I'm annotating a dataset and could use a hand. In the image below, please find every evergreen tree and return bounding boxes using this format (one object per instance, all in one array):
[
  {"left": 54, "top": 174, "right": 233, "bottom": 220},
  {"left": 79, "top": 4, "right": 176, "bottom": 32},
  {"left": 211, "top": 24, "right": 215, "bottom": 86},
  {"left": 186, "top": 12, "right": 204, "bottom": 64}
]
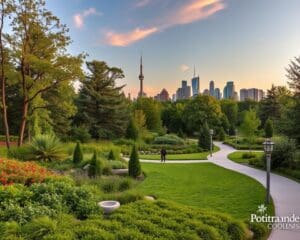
[
  {"left": 198, "top": 122, "right": 211, "bottom": 151},
  {"left": 88, "top": 151, "right": 102, "bottom": 178},
  {"left": 125, "top": 118, "right": 139, "bottom": 140},
  {"left": 75, "top": 61, "right": 129, "bottom": 139},
  {"left": 218, "top": 128, "right": 226, "bottom": 141},
  {"left": 108, "top": 150, "right": 116, "bottom": 160},
  {"left": 265, "top": 119, "right": 274, "bottom": 138},
  {"left": 128, "top": 145, "right": 141, "bottom": 178},
  {"left": 73, "top": 142, "right": 83, "bottom": 164}
]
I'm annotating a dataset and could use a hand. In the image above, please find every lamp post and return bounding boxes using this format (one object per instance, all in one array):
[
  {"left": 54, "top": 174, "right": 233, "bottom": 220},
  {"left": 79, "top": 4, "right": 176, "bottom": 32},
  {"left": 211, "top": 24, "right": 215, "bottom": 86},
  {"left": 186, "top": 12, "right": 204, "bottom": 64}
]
[
  {"left": 210, "top": 129, "right": 214, "bottom": 157},
  {"left": 263, "top": 139, "right": 274, "bottom": 204}
]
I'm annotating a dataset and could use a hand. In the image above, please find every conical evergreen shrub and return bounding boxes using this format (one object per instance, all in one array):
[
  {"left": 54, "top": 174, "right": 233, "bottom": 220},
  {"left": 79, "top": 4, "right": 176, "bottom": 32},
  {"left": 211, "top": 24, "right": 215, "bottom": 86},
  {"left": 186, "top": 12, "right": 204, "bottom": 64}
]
[
  {"left": 73, "top": 142, "right": 83, "bottom": 164},
  {"left": 126, "top": 118, "right": 139, "bottom": 140},
  {"left": 108, "top": 150, "right": 115, "bottom": 160},
  {"left": 198, "top": 122, "right": 211, "bottom": 151},
  {"left": 265, "top": 119, "right": 273, "bottom": 138},
  {"left": 88, "top": 150, "right": 102, "bottom": 178},
  {"left": 128, "top": 145, "right": 141, "bottom": 178}
]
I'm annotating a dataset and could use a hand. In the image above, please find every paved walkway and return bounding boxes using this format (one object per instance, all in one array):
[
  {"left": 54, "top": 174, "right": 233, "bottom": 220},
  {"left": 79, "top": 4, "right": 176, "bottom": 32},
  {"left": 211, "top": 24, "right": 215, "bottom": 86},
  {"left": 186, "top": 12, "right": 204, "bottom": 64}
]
[{"left": 134, "top": 142, "right": 300, "bottom": 240}]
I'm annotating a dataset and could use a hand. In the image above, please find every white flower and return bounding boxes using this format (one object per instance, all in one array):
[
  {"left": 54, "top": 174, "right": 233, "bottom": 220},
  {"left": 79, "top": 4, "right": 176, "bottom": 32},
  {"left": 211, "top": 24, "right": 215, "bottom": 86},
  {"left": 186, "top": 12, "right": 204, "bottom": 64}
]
[{"left": 257, "top": 204, "right": 267, "bottom": 214}]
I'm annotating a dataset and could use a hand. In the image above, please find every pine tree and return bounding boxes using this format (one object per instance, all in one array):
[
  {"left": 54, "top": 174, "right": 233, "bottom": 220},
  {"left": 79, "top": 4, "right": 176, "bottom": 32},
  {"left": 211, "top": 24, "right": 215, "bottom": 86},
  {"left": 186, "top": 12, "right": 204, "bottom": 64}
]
[
  {"left": 73, "top": 142, "right": 83, "bottom": 164},
  {"left": 198, "top": 122, "right": 211, "bottom": 151},
  {"left": 88, "top": 150, "right": 102, "bottom": 178},
  {"left": 108, "top": 149, "right": 115, "bottom": 160},
  {"left": 265, "top": 119, "right": 274, "bottom": 138},
  {"left": 218, "top": 128, "right": 226, "bottom": 141},
  {"left": 128, "top": 145, "right": 141, "bottom": 178},
  {"left": 125, "top": 118, "right": 139, "bottom": 140},
  {"left": 75, "top": 61, "right": 129, "bottom": 139}
]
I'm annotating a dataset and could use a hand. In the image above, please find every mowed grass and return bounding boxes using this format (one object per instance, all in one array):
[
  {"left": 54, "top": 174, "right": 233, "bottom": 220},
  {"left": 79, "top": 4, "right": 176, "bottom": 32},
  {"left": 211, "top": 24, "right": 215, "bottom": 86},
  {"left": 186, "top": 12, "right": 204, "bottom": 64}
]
[
  {"left": 138, "top": 163, "right": 271, "bottom": 219},
  {"left": 228, "top": 151, "right": 264, "bottom": 164}
]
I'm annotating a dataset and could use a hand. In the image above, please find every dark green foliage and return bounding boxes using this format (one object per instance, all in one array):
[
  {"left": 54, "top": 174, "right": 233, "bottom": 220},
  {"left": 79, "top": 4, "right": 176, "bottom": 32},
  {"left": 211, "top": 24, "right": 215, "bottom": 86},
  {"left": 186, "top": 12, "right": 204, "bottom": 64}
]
[
  {"left": 218, "top": 128, "right": 226, "bottom": 141},
  {"left": 70, "top": 126, "right": 91, "bottom": 143},
  {"left": 264, "top": 118, "right": 274, "bottom": 138},
  {"left": 198, "top": 122, "right": 211, "bottom": 151},
  {"left": 221, "top": 115, "right": 230, "bottom": 132},
  {"left": 128, "top": 145, "right": 141, "bottom": 178},
  {"left": 246, "top": 221, "right": 268, "bottom": 240},
  {"left": 108, "top": 149, "right": 116, "bottom": 160},
  {"left": 88, "top": 151, "right": 102, "bottom": 177},
  {"left": 75, "top": 61, "right": 129, "bottom": 139},
  {"left": 270, "top": 138, "right": 297, "bottom": 169},
  {"left": 161, "top": 102, "right": 184, "bottom": 134},
  {"left": 125, "top": 118, "right": 138, "bottom": 140},
  {"left": 242, "top": 152, "right": 256, "bottom": 159},
  {"left": 73, "top": 142, "right": 83, "bottom": 164},
  {"left": 220, "top": 99, "right": 238, "bottom": 126},
  {"left": 229, "top": 124, "right": 236, "bottom": 136}
]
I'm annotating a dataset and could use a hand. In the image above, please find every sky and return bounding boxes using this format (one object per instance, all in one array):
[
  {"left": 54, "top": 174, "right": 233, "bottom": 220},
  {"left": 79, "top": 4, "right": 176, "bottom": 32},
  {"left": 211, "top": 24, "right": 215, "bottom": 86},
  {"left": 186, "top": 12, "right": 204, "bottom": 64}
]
[{"left": 46, "top": 0, "right": 300, "bottom": 98}]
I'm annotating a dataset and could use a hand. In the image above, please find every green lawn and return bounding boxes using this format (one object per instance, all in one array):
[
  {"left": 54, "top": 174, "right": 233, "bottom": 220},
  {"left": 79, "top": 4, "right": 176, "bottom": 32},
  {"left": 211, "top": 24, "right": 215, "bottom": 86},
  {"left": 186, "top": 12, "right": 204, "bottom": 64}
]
[
  {"left": 137, "top": 163, "right": 273, "bottom": 219},
  {"left": 140, "top": 146, "right": 220, "bottom": 160}
]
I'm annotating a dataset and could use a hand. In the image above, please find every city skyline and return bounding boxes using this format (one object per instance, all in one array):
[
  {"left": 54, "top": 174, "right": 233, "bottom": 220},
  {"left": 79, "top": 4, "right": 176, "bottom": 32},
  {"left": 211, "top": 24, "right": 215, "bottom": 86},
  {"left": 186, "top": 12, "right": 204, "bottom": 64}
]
[{"left": 45, "top": 0, "right": 300, "bottom": 97}]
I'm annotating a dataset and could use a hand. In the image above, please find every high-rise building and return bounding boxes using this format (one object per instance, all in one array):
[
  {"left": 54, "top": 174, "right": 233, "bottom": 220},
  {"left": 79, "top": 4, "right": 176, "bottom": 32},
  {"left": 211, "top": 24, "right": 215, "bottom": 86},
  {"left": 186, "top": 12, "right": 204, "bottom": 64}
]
[
  {"left": 138, "top": 56, "right": 146, "bottom": 98},
  {"left": 191, "top": 76, "right": 200, "bottom": 96},
  {"left": 214, "top": 88, "right": 221, "bottom": 100},
  {"left": 203, "top": 89, "right": 209, "bottom": 95},
  {"left": 176, "top": 80, "right": 191, "bottom": 100},
  {"left": 223, "top": 81, "right": 235, "bottom": 99},
  {"left": 240, "top": 88, "right": 265, "bottom": 102},
  {"left": 154, "top": 88, "right": 170, "bottom": 102},
  {"left": 209, "top": 80, "right": 215, "bottom": 96}
]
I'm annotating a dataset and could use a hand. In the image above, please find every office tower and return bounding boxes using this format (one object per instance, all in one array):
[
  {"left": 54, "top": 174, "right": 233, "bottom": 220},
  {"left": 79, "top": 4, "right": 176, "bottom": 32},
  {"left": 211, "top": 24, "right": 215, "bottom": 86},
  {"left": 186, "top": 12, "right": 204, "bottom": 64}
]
[
  {"left": 223, "top": 81, "right": 235, "bottom": 99},
  {"left": 240, "top": 89, "right": 248, "bottom": 101},
  {"left": 154, "top": 88, "right": 170, "bottom": 102},
  {"left": 209, "top": 80, "right": 215, "bottom": 96},
  {"left": 191, "top": 76, "right": 200, "bottom": 96},
  {"left": 138, "top": 56, "right": 146, "bottom": 97},
  {"left": 176, "top": 80, "right": 191, "bottom": 100},
  {"left": 214, "top": 88, "right": 221, "bottom": 100},
  {"left": 240, "top": 88, "right": 265, "bottom": 102},
  {"left": 203, "top": 89, "right": 209, "bottom": 95},
  {"left": 172, "top": 94, "right": 176, "bottom": 102}
]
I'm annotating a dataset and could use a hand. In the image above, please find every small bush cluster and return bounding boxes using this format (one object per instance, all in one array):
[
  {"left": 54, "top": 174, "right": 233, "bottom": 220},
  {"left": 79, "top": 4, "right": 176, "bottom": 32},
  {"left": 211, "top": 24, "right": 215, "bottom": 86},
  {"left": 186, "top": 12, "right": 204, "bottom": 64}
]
[
  {"left": 0, "top": 200, "right": 250, "bottom": 239},
  {"left": 0, "top": 159, "right": 55, "bottom": 185},
  {"left": 271, "top": 138, "right": 297, "bottom": 169},
  {"left": 242, "top": 152, "right": 256, "bottom": 159},
  {"left": 153, "top": 134, "right": 185, "bottom": 145}
]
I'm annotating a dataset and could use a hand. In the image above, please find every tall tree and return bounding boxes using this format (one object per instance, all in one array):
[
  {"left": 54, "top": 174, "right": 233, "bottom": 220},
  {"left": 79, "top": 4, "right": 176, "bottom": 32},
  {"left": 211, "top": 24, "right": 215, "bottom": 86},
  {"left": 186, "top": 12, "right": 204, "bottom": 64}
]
[
  {"left": 0, "top": 0, "right": 13, "bottom": 148},
  {"left": 75, "top": 61, "right": 129, "bottom": 139},
  {"left": 240, "top": 109, "right": 261, "bottom": 151},
  {"left": 7, "top": 0, "right": 83, "bottom": 145},
  {"left": 287, "top": 56, "right": 300, "bottom": 95},
  {"left": 220, "top": 99, "right": 238, "bottom": 127}
]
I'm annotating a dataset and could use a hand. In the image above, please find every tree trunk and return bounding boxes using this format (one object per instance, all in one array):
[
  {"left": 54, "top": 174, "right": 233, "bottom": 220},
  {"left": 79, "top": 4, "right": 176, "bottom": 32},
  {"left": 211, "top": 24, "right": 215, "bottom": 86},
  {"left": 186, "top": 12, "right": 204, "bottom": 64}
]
[
  {"left": 0, "top": 2, "right": 11, "bottom": 149},
  {"left": 18, "top": 100, "right": 28, "bottom": 146}
]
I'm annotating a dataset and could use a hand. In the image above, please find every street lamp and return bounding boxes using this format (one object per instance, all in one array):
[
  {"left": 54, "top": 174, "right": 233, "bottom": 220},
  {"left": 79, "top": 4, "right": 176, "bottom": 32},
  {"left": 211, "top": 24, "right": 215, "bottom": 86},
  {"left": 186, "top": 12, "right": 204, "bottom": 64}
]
[
  {"left": 210, "top": 129, "right": 214, "bottom": 157},
  {"left": 263, "top": 139, "right": 274, "bottom": 204}
]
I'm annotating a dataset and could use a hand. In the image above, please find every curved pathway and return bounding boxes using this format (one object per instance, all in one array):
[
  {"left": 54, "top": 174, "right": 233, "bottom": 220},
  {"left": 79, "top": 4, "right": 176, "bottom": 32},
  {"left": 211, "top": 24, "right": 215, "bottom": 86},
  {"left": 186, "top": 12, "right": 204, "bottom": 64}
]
[{"left": 135, "top": 142, "right": 300, "bottom": 239}]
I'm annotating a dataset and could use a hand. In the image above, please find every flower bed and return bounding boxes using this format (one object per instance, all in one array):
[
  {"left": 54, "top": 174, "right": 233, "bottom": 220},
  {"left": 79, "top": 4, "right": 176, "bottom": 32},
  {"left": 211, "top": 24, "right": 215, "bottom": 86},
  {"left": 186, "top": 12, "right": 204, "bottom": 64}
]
[{"left": 0, "top": 159, "right": 55, "bottom": 185}]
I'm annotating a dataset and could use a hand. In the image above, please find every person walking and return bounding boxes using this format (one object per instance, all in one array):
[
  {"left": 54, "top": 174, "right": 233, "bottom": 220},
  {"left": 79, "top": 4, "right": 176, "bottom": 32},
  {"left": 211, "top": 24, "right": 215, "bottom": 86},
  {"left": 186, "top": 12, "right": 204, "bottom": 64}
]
[{"left": 160, "top": 148, "right": 167, "bottom": 163}]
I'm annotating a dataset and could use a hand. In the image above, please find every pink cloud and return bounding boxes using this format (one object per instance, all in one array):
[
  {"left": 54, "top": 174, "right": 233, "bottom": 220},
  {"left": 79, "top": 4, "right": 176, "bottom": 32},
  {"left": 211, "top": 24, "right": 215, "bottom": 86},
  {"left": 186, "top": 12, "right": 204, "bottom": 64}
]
[
  {"left": 104, "top": 0, "right": 225, "bottom": 46},
  {"left": 135, "top": 0, "right": 151, "bottom": 8},
  {"left": 104, "top": 27, "right": 158, "bottom": 47},
  {"left": 73, "top": 8, "right": 101, "bottom": 29}
]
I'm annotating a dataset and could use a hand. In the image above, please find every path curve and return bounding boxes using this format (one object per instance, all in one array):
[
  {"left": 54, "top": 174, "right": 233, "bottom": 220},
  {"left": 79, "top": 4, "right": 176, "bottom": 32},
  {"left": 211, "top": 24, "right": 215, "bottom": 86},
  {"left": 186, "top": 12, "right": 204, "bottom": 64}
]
[{"left": 210, "top": 142, "right": 300, "bottom": 240}]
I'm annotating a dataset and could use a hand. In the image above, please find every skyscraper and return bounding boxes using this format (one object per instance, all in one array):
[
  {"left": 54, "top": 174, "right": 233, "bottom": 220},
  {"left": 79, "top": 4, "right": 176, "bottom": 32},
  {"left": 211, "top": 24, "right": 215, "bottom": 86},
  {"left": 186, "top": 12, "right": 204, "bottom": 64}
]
[
  {"left": 214, "top": 88, "right": 221, "bottom": 100},
  {"left": 223, "top": 81, "right": 235, "bottom": 99},
  {"left": 209, "top": 80, "right": 215, "bottom": 96},
  {"left": 154, "top": 88, "right": 170, "bottom": 102},
  {"left": 176, "top": 80, "right": 191, "bottom": 100},
  {"left": 191, "top": 76, "right": 200, "bottom": 96},
  {"left": 240, "top": 88, "right": 265, "bottom": 102},
  {"left": 138, "top": 56, "right": 146, "bottom": 98}
]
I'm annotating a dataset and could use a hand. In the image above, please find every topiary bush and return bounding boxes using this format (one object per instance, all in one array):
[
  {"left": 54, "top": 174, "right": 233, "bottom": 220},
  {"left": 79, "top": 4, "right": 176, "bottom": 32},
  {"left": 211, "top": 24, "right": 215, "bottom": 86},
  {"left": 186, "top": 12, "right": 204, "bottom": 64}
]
[
  {"left": 153, "top": 134, "right": 185, "bottom": 145},
  {"left": 73, "top": 142, "right": 83, "bottom": 164},
  {"left": 88, "top": 151, "right": 102, "bottom": 178},
  {"left": 128, "top": 145, "right": 141, "bottom": 178},
  {"left": 264, "top": 118, "right": 274, "bottom": 138},
  {"left": 198, "top": 122, "right": 211, "bottom": 151},
  {"left": 108, "top": 149, "right": 116, "bottom": 160}
]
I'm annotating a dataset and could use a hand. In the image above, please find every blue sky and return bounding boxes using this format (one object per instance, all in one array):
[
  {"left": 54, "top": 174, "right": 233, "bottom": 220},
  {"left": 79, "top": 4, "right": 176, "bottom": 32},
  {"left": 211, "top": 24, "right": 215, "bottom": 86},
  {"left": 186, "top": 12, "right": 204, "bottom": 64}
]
[{"left": 46, "top": 0, "right": 300, "bottom": 97}]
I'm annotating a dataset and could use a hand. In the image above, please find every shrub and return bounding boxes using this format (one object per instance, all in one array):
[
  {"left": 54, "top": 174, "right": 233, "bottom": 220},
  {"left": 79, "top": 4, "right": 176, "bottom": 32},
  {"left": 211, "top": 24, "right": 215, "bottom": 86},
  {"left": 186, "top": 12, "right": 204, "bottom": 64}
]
[
  {"left": 73, "top": 142, "right": 83, "bottom": 164},
  {"left": 246, "top": 221, "right": 268, "bottom": 240},
  {"left": 102, "top": 164, "right": 112, "bottom": 176},
  {"left": 128, "top": 145, "right": 141, "bottom": 178},
  {"left": 242, "top": 152, "right": 256, "bottom": 159},
  {"left": 271, "top": 138, "right": 297, "bottom": 169},
  {"left": 264, "top": 119, "right": 273, "bottom": 138},
  {"left": 218, "top": 128, "right": 226, "bottom": 141},
  {"left": 28, "top": 134, "right": 65, "bottom": 162},
  {"left": 198, "top": 122, "right": 211, "bottom": 151},
  {"left": 88, "top": 151, "right": 102, "bottom": 178},
  {"left": 0, "top": 159, "right": 55, "bottom": 185},
  {"left": 118, "top": 178, "right": 132, "bottom": 191},
  {"left": 108, "top": 149, "right": 116, "bottom": 160},
  {"left": 7, "top": 145, "right": 32, "bottom": 161},
  {"left": 153, "top": 134, "right": 185, "bottom": 145}
]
